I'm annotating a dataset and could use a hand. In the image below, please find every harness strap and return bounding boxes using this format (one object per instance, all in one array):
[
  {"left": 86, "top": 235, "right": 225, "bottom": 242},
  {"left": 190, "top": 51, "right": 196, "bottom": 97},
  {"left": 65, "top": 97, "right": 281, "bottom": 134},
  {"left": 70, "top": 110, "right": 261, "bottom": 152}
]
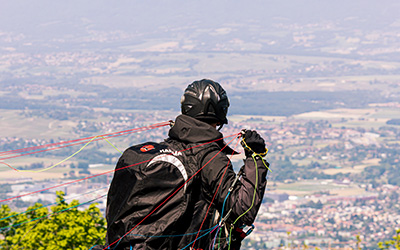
[{"left": 219, "top": 166, "right": 244, "bottom": 226}]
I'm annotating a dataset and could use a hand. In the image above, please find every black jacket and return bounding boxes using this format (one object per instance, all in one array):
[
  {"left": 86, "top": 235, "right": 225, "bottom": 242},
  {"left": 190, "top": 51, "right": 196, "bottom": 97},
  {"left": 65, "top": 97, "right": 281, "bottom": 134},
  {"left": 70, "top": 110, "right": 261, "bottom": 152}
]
[{"left": 105, "top": 114, "right": 268, "bottom": 250}]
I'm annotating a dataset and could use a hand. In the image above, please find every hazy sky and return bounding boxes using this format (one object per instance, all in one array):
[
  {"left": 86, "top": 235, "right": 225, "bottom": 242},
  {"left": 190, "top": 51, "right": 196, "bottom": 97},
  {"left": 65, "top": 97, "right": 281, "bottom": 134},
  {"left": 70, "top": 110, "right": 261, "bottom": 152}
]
[{"left": 1, "top": 0, "right": 399, "bottom": 39}]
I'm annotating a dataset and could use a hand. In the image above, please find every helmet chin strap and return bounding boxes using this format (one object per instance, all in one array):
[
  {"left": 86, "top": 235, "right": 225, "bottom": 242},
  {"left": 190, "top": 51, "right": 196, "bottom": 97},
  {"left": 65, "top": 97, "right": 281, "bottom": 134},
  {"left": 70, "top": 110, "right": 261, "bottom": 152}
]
[{"left": 217, "top": 124, "right": 224, "bottom": 131}]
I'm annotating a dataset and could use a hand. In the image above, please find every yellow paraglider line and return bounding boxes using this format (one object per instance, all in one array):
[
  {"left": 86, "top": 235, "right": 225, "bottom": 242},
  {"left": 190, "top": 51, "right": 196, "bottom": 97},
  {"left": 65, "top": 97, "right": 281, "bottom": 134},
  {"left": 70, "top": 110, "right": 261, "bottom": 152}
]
[{"left": 17, "top": 136, "right": 122, "bottom": 173}]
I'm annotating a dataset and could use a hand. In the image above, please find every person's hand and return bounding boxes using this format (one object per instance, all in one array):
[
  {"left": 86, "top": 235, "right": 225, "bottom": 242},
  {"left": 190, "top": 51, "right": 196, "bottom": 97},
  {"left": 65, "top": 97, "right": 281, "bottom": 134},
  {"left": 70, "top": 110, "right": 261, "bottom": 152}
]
[{"left": 241, "top": 130, "right": 267, "bottom": 157}]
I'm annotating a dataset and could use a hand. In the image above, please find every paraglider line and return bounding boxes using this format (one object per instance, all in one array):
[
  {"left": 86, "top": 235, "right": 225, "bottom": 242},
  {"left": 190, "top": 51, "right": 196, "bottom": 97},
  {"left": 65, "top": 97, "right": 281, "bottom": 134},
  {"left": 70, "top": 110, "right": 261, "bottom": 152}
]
[
  {"left": 0, "top": 194, "right": 106, "bottom": 230},
  {"left": 0, "top": 121, "right": 170, "bottom": 157},
  {"left": 103, "top": 133, "right": 240, "bottom": 250},
  {"left": 191, "top": 136, "right": 241, "bottom": 249},
  {"left": 0, "top": 122, "right": 169, "bottom": 161},
  {"left": 0, "top": 133, "right": 239, "bottom": 204}
]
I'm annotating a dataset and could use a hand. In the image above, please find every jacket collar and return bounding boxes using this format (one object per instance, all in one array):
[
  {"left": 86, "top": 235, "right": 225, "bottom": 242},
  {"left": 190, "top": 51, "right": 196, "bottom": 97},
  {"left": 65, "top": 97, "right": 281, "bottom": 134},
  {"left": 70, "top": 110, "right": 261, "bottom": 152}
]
[{"left": 168, "top": 114, "right": 239, "bottom": 155}]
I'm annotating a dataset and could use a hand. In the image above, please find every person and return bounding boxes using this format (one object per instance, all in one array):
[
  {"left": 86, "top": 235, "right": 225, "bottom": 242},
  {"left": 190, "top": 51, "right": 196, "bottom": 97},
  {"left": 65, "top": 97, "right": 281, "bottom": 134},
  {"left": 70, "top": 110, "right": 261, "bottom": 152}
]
[{"left": 103, "top": 79, "right": 269, "bottom": 250}]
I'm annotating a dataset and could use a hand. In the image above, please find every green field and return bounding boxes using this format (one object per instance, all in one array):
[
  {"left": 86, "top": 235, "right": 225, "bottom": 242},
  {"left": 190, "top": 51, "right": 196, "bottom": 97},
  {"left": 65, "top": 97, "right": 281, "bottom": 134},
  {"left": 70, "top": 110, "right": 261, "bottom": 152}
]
[
  {"left": 1, "top": 104, "right": 399, "bottom": 182},
  {"left": 271, "top": 180, "right": 368, "bottom": 197},
  {"left": 76, "top": 50, "right": 400, "bottom": 94},
  {"left": 0, "top": 109, "right": 78, "bottom": 139},
  {"left": 293, "top": 106, "right": 400, "bottom": 129},
  {"left": 277, "top": 181, "right": 340, "bottom": 192}
]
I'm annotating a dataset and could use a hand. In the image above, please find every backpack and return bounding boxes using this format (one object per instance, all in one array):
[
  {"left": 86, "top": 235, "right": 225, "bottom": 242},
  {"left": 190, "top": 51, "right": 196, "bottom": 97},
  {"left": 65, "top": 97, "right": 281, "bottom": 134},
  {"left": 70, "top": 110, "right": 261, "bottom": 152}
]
[{"left": 105, "top": 141, "right": 215, "bottom": 249}]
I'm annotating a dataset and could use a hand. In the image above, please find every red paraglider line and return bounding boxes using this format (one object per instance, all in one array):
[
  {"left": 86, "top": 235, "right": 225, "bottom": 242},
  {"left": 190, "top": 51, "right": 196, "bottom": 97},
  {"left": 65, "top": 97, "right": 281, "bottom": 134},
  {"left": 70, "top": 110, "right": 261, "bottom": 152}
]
[
  {"left": 103, "top": 134, "right": 240, "bottom": 250},
  {"left": 0, "top": 162, "right": 19, "bottom": 171},
  {"left": 0, "top": 133, "right": 239, "bottom": 204},
  {"left": 0, "top": 121, "right": 171, "bottom": 160},
  {"left": 191, "top": 137, "right": 241, "bottom": 249}
]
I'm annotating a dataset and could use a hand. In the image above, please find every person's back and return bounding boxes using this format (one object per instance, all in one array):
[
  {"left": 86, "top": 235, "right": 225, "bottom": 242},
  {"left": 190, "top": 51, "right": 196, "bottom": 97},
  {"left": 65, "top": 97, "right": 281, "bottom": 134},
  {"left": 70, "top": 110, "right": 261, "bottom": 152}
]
[
  {"left": 102, "top": 79, "right": 270, "bottom": 250},
  {"left": 105, "top": 118, "right": 228, "bottom": 249}
]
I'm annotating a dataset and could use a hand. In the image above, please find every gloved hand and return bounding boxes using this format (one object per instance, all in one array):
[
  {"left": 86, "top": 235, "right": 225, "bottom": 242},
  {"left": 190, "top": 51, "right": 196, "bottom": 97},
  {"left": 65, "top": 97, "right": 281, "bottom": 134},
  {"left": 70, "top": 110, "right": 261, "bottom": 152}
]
[{"left": 241, "top": 130, "right": 267, "bottom": 157}]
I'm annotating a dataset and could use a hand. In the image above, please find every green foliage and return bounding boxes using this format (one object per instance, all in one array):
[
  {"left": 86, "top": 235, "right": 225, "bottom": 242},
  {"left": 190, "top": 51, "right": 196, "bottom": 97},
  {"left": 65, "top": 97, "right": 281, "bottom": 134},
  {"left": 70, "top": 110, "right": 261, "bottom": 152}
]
[
  {"left": 300, "top": 200, "right": 323, "bottom": 209},
  {"left": 378, "top": 229, "right": 400, "bottom": 250},
  {"left": 386, "top": 119, "right": 400, "bottom": 126},
  {"left": 269, "top": 157, "right": 336, "bottom": 181},
  {"left": 362, "top": 164, "right": 400, "bottom": 186},
  {"left": 0, "top": 191, "right": 106, "bottom": 249}
]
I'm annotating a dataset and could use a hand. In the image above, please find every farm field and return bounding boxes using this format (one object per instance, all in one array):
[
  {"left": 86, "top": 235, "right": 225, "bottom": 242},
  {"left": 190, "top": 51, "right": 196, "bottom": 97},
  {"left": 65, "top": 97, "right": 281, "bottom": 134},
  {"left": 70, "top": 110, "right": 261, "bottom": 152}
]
[
  {"left": 0, "top": 163, "right": 114, "bottom": 182},
  {"left": 0, "top": 109, "right": 78, "bottom": 139},
  {"left": 1, "top": 105, "right": 399, "bottom": 185},
  {"left": 270, "top": 180, "right": 369, "bottom": 198},
  {"left": 79, "top": 51, "right": 400, "bottom": 94}
]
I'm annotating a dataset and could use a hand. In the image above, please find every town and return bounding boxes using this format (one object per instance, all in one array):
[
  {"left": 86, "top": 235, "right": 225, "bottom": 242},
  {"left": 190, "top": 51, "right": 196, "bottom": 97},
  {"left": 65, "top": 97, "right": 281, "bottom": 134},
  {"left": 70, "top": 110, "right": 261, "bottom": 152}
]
[
  {"left": 1, "top": 103, "right": 399, "bottom": 249},
  {"left": 1, "top": 3, "right": 400, "bottom": 247}
]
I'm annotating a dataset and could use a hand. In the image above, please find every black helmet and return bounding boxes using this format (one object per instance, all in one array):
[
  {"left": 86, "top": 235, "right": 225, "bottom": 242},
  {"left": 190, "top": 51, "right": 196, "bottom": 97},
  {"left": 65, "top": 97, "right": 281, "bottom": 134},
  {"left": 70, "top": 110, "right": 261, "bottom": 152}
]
[{"left": 181, "top": 79, "right": 229, "bottom": 125}]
